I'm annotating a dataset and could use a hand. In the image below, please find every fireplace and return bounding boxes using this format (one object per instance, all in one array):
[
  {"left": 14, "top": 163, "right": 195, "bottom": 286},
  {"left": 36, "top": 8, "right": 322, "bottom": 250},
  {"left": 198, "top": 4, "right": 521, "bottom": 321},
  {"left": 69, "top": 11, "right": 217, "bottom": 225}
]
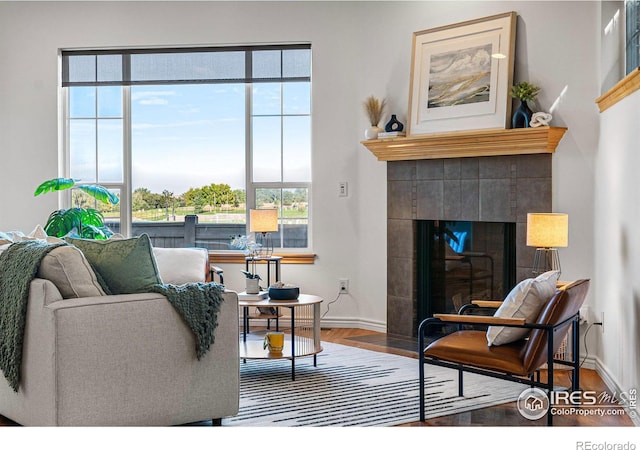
[
  {"left": 387, "top": 154, "right": 552, "bottom": 338},
  {"left": 416, "top": 219, "right": 516, "bottom": 319}
]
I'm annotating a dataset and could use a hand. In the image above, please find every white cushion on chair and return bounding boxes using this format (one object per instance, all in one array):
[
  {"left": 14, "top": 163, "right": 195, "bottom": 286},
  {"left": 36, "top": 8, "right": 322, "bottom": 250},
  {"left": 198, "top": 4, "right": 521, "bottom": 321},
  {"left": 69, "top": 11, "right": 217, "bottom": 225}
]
[{"left": 486, "top": 270, "right": 559, "bottom": 346}]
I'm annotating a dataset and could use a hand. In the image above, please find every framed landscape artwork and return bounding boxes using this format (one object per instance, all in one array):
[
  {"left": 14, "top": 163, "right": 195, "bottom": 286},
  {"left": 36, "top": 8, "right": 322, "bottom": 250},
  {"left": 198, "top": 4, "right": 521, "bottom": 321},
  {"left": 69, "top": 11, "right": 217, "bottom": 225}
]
[{"left": 407, "top": 12, "right": 517, "bottom": 135}]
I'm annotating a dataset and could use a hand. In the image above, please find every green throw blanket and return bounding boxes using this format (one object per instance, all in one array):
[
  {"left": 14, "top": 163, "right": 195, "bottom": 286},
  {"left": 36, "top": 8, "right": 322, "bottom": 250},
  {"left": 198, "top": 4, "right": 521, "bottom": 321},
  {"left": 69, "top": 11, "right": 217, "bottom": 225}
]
[
  {"left": 149, "top": 282, "right": 225, "bottom": 360},
  {"left": 0, "top": 240, "right": 67, "bottom": 391},
  {"left": 0, "top": 240, "right": 225, "bottom": 391}
]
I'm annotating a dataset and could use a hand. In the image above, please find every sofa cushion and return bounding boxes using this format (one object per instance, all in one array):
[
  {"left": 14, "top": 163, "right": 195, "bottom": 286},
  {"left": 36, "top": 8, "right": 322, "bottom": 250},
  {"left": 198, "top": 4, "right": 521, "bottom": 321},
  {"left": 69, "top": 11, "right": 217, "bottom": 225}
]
[
  {"left": 152, "top": 247, "right": 208, "bottom": 284},
  {"left": 66, "top": 234, "right": 161, "bottom": 295},
  {"left": 486, "top": 270, "right": 559, "bottom": 346},
  {"left": 37, "top": 245, "right": 106, "bottom": 299}
]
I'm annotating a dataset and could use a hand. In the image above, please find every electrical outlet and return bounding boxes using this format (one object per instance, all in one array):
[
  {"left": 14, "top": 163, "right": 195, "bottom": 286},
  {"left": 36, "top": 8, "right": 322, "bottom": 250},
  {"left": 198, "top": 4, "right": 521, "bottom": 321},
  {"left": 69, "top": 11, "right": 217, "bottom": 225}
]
[
  {"left": 579, "top": 306, "right": 590, "bottom": 324},
  {"left": 338, "top": 278, "right": 349, "bottom": 294}
]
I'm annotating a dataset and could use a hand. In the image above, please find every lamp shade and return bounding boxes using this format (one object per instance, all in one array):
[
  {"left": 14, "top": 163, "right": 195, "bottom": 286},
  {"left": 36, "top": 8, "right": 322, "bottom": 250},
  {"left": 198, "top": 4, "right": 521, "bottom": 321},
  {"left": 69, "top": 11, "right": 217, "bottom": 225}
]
[
  {"left": 526, "top": 213, "right": 568, "bottom": 248},
  {"left": 249, "top": 209, "right": 278, "bottom": 233}
]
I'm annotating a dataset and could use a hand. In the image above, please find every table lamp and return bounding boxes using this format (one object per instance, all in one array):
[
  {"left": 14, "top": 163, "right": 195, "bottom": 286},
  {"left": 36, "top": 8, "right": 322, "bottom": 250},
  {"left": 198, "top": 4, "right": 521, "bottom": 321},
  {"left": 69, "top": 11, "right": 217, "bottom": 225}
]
[
  {"left": 250, "top": 209, "right": 278, "bottom": 257},
  {"left": 526, "top": 212, "right": 568, "bottom": 276}
]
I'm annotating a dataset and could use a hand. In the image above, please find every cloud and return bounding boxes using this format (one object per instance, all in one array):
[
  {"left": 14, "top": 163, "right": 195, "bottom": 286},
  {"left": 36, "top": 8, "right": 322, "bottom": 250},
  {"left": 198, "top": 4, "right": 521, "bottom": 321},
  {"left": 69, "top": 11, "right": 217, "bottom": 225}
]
[
  {"left": 139, "top": 98, "right": 169, "bottom": 105},
  {"left": 132, "top": 90, "right": 176, "bottom": 106},
  {"left": 131, "top": 90, "right": 176, "bottom": 101},
  {"left": 132, "top": 119, "right": 212, "bottom": 131}
]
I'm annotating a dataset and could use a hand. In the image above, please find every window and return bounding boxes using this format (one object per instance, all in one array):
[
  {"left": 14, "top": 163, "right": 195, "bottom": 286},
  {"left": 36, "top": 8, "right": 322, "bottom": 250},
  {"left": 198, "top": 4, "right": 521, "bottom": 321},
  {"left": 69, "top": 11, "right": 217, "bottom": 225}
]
[{"left": 62, "top": 45, "right": 312, "bottom": 251}]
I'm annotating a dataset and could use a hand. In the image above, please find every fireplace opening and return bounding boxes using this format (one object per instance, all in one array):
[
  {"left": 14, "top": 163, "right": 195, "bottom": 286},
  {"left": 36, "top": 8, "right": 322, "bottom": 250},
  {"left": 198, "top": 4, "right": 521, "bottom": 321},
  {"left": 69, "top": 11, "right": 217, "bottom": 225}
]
[{"left": 416, "top": 220, "right": 516, "bottom": 333}]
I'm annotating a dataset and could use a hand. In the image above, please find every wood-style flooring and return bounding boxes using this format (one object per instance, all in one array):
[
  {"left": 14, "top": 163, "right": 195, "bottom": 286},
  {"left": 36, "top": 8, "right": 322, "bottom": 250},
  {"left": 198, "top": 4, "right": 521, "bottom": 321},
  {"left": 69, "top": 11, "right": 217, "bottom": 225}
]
[
  {"left": 321, "top": 328, "right": 635, "bottom": 427},
  {"left": 0, "top": 328, "right": 634, "bottom": 427}
]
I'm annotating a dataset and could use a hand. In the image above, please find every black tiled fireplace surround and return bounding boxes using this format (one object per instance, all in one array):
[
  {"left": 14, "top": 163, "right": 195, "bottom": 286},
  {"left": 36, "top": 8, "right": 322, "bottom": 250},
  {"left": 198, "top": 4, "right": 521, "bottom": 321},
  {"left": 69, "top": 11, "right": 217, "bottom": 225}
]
[{"left": 386, "top": 154, "right": 552, "bottom": 338}]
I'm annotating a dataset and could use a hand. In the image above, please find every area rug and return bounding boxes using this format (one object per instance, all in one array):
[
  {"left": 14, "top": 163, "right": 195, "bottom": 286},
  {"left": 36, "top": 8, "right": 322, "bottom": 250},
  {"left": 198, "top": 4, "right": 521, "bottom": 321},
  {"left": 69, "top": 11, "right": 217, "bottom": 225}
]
[{"left": 223, "top": 341, "right": 525, "bottom": 427}]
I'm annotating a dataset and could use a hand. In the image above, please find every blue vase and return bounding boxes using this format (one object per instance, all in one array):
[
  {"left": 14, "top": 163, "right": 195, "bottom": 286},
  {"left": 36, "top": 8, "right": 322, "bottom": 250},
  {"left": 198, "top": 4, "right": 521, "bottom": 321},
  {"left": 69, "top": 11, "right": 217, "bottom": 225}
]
[
  {"left": 512, "top": 101, "right": 533, "bottom": 128},
  {"left": 384, "top": 114, "right": 404, "bottom": 132}
]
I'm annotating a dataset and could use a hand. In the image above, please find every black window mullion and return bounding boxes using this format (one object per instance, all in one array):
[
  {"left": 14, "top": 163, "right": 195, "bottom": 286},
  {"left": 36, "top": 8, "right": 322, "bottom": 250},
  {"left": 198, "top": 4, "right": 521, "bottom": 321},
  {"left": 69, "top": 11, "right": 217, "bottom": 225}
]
[{"left": 122, "top": 53, "right": 131, "bottom": 86}]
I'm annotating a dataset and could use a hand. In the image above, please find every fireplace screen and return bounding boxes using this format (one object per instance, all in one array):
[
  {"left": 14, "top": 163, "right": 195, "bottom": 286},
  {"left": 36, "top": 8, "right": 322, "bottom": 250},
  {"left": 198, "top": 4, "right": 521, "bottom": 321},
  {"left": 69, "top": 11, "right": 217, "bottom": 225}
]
[{"left": 416, "top": 220, "right": 516, "bottom": 326}]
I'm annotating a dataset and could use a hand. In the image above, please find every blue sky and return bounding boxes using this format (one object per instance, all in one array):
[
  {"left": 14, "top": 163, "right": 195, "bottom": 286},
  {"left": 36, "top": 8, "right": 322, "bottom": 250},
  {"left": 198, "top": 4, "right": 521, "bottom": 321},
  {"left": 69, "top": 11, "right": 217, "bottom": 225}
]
[{"left": 69, "top": 82, "right": 311, "bottom": 196}]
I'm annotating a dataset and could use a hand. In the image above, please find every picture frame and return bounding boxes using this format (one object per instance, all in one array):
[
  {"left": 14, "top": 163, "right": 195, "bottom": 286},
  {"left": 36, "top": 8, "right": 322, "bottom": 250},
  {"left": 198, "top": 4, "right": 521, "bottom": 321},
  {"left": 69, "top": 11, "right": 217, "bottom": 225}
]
[{"left": 407, "top": 12, "right": 517, "bottom": 135}]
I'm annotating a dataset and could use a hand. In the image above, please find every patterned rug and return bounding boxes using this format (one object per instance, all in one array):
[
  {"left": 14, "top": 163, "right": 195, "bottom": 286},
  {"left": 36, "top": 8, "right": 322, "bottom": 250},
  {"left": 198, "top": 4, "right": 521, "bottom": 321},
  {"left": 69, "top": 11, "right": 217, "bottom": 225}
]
[{"left": 223, "top": 341, "right": 525, "bottom": 426}]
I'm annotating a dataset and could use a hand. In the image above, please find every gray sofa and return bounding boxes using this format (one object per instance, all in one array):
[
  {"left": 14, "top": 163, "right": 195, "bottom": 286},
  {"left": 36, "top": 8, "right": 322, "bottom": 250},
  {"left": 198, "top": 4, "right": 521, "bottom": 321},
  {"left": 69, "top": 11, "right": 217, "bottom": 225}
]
[{"left": 0, "top": 246, "right": 239, "bottom": 426}]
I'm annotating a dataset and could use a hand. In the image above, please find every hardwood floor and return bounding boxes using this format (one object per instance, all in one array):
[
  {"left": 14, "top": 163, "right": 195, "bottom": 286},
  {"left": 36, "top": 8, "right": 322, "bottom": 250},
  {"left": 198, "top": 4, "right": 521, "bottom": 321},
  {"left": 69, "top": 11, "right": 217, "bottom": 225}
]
[
  {"left": 0, "top": 328, "right": 634, "bottom": 427},
  {"left": 321, "top": 328, "right": 635, "bottom": 427}
]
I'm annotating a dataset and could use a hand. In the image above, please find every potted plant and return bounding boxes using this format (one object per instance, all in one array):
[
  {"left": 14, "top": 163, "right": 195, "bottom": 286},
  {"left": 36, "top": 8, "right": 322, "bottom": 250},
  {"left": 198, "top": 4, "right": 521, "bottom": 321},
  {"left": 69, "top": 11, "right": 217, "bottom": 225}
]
[
  {"left": 510, "top": 81, "right": 541, "bottom": 128},
  {"left": 34, "top": 178, "right": 120, "bottom": 239},
  {"left": 232, "top": 235, "right": 262, "bottom": 293},
  {"left": 363, "top": 95, "right": 386, "bottom": 139}
]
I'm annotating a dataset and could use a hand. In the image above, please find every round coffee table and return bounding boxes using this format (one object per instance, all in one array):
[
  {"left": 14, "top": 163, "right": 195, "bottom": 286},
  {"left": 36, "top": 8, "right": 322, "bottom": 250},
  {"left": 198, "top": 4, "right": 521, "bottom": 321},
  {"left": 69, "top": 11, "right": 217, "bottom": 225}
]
[{"left": 238, "top": 294, "right": 323, "bottom": 380}]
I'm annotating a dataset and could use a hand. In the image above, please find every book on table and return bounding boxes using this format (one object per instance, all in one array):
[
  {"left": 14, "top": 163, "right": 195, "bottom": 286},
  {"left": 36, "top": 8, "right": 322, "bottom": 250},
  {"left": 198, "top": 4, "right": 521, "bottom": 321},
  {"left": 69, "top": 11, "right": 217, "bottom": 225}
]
[{"left": 238, "top": 291, "right": 269, "bottom": 301}]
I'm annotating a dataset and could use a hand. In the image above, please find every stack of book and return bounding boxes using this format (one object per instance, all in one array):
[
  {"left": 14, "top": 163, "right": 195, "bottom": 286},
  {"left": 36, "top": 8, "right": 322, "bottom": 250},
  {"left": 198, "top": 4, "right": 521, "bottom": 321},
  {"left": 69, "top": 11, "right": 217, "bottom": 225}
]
[
  {"left": 238, "top": 291, "right": 269, "bottom": 301},
  {"left": 377, "top": 131, "right": 406, "bottom": 139}
]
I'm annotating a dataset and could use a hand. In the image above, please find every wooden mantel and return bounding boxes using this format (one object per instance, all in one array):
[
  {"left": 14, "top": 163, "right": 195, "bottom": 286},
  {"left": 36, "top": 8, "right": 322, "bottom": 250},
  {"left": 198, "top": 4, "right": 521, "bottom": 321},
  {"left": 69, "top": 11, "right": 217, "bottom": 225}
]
[{"left": 361, "top": 126, "right": 567, "bottom": 161}]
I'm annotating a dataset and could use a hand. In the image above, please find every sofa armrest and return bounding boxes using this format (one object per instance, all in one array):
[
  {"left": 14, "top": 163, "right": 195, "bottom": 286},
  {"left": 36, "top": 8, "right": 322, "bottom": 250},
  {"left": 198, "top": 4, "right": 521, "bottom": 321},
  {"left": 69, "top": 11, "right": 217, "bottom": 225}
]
[{"left": 0, "top": 278, "right": 239, "bottom": 426}]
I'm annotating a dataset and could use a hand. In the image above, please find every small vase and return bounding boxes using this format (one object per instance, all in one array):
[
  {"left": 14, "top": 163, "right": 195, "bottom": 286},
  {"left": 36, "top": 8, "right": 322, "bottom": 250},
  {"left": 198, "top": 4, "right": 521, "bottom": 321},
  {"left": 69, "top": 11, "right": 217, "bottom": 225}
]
[
  {"left": 364, "top": 126, "right": 383, "bottom": 140},
  {"left": 246, "top": 278, "right": 260, "bottom": 294},
  {"left": 384, "top": 114, "right": 404, "bottom": 132},
  {"left": 512, "top": 100, "right": 533, "bottom": 128}
]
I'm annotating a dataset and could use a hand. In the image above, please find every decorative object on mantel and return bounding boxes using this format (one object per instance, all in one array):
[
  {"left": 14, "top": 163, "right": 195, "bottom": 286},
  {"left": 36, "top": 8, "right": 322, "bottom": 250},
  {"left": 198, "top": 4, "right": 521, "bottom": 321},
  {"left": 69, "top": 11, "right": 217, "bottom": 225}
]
[
  {"left": 510, "top": 81, "right": 540, "bottom": 128},
  {"left": 363, "top": 95, "right": 386, "bottom": 140},
  {"left": 530, "top": 112, "right": 552, "bottom": 127},
  {"left": 377, "top": 131, "right": 406, "bottom": 139},
  {"left": 384, "top": 114, "right": 404, "bottom": 132},
  {"left": 407, "top": 12, "right": 516, "bottom": 135}
]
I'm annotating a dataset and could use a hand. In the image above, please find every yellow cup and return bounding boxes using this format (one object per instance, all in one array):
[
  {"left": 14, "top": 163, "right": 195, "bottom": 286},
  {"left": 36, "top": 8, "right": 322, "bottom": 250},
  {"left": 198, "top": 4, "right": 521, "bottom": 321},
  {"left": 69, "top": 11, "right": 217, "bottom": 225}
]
[{"left": 263, "top": 331, "right": 285, "bottom": 353}]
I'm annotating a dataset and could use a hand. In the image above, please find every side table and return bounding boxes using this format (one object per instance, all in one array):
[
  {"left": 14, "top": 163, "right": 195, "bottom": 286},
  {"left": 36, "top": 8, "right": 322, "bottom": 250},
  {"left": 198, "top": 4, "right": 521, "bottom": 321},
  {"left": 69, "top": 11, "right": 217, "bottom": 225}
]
[
  {"left": 244, "top": 255, "right": 282, "bottom": 329},
  {"left": 238, "top": 294, "right": 323, "bottom": 380},
  {"left": 245, "top": 255, "right": 282, "bottom": 286}
]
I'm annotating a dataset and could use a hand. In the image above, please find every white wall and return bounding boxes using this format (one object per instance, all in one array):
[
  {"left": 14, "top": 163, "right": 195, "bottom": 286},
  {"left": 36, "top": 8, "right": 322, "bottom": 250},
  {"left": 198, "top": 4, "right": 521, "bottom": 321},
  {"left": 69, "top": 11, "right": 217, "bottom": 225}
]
[
  {"left": 595, "top": 89, "right": 640, "bottom": 424},
  {"left": 595, "top": 0, "right": 640, "bottom": 417},
  {"left": 0, "top": 1, "right": 599, "bottom": 334}
]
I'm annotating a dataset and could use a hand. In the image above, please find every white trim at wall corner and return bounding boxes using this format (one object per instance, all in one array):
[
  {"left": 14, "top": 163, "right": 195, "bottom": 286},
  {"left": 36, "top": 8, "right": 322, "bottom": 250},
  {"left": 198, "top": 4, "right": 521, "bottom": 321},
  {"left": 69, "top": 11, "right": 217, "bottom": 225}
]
[
  {"left": 593, "top": 356, "right": 640, "bottom": 426},
  {"left": 320, "top": 317, "right": 387, "bottom": 334}
]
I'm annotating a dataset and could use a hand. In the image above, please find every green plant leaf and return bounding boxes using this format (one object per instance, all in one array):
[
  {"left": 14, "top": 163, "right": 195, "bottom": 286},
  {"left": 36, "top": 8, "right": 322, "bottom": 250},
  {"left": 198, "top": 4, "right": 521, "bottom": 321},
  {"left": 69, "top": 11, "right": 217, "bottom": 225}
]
[
  {"left": 44, "top": 208, "right": 82, "bottom": 237},
  {"left": 79, "top": 208, "right": 105, "bottom": 227},
  {"left": 80, "top": 224, "right": 109, "bottom": 239},
  {"left": 241, "top": 270, "right": 261, "bottom": 279},
  {"left": 78, "top": 185, "right": 120, "bottom": 205},
  {"left": 43, "top": 207, "right": 106, "bottom": 238},
  {"left": 34, "top": 178, "right": 79, "bottom": 197}
]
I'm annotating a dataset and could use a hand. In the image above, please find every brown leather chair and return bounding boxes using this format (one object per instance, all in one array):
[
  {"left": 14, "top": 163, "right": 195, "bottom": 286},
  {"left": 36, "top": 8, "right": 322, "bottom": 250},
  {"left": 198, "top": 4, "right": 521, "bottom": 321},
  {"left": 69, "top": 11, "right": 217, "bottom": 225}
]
[{"left": 418, "top": 279, "right": 590, "bottom": 425}]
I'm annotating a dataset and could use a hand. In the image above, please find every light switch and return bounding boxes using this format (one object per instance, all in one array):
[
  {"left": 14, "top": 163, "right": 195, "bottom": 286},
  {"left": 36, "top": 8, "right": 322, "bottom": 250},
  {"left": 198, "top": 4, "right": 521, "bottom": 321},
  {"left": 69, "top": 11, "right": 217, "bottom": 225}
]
[{"left": 338, "top": 182, "right": 348, "bottom": 197}]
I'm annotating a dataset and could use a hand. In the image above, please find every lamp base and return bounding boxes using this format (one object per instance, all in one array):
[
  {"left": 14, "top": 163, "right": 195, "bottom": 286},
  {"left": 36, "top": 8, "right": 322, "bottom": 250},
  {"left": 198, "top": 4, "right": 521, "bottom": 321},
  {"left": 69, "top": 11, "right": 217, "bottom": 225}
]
[
  {"left": 256, "top": 232, "right": 273, "bottom": 257},
  {"left": 532, "top": 247, "right": 561, "bottom": 277}
]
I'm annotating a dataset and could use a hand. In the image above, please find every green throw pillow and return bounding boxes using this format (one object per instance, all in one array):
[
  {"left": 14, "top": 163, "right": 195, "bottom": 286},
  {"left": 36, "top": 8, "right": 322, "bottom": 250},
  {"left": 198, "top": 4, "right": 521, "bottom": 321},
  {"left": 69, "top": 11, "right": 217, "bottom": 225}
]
[{"left": 66, "top": 234, "right": 162, "bottom": 295}]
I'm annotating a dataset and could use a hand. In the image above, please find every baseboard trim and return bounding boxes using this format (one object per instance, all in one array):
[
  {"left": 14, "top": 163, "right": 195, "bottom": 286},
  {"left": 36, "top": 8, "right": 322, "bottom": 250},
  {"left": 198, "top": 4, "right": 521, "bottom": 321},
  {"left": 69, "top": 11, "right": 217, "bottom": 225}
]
[
  {"left": 319, "top": 317, "right": 387, "bottom": 333},
  {"left": 592, "top": 356, "right": 640, "bottom": 426},
  {"left": 237, "top": 317, "right": 387, "bottom": 334}
]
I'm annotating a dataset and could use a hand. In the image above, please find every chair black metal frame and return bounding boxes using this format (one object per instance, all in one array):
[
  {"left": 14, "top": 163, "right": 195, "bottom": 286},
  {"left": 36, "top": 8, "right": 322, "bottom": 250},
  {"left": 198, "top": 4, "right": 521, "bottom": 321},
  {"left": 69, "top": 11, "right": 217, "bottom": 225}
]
[{"left": 418, "top": 281, "right": 588, "bottom": 426}]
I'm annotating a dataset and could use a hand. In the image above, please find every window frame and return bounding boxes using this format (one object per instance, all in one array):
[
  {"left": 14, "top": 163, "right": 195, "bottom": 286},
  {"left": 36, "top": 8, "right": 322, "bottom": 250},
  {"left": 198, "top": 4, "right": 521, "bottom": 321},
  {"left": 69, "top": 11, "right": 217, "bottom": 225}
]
[{"left": 60, "top": 44, "right": 312, "bottom": 251}]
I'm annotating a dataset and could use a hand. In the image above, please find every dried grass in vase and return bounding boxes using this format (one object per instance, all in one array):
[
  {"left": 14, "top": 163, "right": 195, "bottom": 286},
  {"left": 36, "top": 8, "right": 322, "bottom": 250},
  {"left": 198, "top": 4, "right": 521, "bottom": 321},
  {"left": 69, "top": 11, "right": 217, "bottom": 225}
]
[{"left": 363, "top": 96, "right": 386, "bottom": 127}]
